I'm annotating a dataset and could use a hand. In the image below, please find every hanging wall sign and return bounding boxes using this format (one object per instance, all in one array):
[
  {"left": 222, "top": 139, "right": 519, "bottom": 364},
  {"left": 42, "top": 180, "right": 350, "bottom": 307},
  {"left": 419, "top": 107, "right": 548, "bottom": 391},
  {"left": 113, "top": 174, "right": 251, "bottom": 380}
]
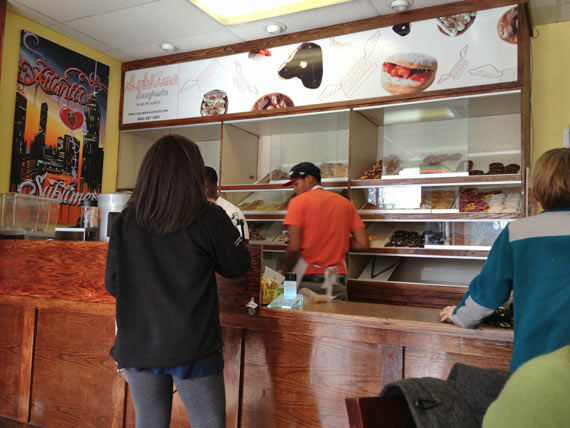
[
  {"left": 122, "top": 5, "right": 519, "bottom": 125},
  {"left": 10, "top": 30, "right": 110, "bottom": 225}
]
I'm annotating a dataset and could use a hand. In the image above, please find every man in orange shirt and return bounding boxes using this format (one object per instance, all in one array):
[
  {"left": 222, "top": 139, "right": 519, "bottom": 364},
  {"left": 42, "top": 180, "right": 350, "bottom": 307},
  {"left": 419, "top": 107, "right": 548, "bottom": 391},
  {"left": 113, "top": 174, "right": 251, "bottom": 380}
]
[{"left": 283, "top": 162, "right": 369, "bottom": 299}]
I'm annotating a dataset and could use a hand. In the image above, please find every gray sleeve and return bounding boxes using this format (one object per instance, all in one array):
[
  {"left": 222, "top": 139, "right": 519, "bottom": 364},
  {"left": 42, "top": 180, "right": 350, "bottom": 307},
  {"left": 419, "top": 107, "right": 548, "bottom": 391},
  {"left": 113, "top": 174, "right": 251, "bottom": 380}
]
[{"left": 452, "top": 296, "right": 496, "bottom": 328}]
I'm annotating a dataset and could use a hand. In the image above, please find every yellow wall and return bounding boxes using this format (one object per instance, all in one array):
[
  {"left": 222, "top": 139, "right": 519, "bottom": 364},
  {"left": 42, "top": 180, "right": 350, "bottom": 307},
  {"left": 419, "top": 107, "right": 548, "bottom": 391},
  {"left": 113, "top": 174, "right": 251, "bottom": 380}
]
[
  {"left": 0, "top": 10, "right": 121, "bottom": 193},
  {"left": 531, "top": 22, "right": 570, "bottom": 162}
]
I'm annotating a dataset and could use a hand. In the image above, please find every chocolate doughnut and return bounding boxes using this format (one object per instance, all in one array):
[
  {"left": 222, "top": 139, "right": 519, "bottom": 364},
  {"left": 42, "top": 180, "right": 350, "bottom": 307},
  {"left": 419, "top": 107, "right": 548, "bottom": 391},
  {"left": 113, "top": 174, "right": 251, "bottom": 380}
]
[
  {"left": 498, "top": 7, "right": 518, "bottom": 44},
  {"left": 251, "top": 93, "right": 294, "bottom": 111}
]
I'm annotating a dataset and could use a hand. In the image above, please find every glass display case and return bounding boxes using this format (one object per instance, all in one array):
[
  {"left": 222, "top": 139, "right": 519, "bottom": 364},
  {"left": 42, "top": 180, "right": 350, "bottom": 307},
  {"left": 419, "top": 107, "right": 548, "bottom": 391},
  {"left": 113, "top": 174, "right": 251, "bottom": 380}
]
[
  {"left": 352, "top": 184, "right": 521, "bottom": 214},
  {"left": 118, "top": 123, "right": 221, "bottom": 189},
  {"left": 117, "top": 88, "right": 527, "bottom": 307},
  {"left": 351, "top": 91, "right": 521, "bottom": 180},
  {"left": 0, "top": 193, "right": 60, "bottom": 237},
  {"left": 348, "top": 255, "right": 485, "bottom": 287},
  {"left": 222, "top": 110, "right": 350, "bottom": 185},
  {"left": 221, "top": 190, "right": 294, "bottom": 214},
  {"left": 247, "top": 221, "right": 288, "bottom": 245},
  {"left": 365, "top": 220, "right": 509, "bottom": 250}
]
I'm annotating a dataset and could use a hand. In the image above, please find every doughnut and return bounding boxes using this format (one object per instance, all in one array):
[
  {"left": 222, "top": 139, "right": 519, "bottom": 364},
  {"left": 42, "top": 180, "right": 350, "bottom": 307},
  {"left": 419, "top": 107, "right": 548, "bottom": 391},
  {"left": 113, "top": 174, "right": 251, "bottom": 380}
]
[{"left": 381, "top": 53, "right": 438, "bottom": 95}]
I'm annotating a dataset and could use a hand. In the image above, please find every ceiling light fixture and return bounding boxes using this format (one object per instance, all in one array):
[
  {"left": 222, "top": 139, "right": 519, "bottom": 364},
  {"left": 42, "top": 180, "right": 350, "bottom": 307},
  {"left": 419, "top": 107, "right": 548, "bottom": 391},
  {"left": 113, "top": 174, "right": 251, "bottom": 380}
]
[
  {"left": 384, "top": 107, "right": 455, "bottom": 125},
  {"left": 389, "top": 0, "right": 412, "bottom": 12},
  {"left": 188, "top": 0, "right": 351, "bottom": 26},
  {"left": 265, "top": 23, "right": 287, "bottom": 34},
  {"left": 160, "top": 42, "right": 178, "bottom": 53}
]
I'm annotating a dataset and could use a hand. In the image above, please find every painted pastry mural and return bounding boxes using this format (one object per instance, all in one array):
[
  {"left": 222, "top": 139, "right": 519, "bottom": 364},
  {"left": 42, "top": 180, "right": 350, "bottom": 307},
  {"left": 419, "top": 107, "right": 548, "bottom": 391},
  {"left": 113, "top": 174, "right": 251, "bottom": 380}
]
[
  {"left": 277, "top": 42, "right": 323, "bottom": 89},
  {"left": 123, "top": 5, "right": 519, "bottom": 124},
  {"left": 381, "top": 53, "right": 438, "bottom": 95}
]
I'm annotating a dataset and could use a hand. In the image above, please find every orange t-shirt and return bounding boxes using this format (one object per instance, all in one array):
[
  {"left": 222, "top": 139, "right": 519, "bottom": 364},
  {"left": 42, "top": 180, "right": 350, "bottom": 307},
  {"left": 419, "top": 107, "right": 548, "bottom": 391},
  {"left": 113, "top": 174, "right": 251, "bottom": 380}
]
[{"left": 283, "top": 188, "right": 365, "bottom": 275}]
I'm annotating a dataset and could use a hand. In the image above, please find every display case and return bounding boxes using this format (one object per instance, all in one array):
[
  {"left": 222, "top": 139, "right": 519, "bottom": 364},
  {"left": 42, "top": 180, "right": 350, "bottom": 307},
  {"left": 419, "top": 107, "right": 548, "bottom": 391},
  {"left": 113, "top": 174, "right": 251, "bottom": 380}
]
[
  {"left": 221, "top": 110, "right": 349, "bottom": 186},
  {"left": 117, "top": 123, "right": 221, "bottom": 190},
  {"left": 351, "top": 92, "right": 522, "bottom": 180},
  {"left": 117, "top": 88, "right": 527, "bottom": 309},
  {"left": 0, "top": 193, "right": 60, "bottom": 237}
]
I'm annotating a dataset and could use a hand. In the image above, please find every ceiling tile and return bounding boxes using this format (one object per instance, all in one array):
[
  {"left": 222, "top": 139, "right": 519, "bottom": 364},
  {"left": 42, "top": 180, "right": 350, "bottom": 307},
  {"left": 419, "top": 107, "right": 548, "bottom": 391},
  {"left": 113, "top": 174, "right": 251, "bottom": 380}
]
[
  {"left": 49, "top": 23, "right": 112, "bottom": 52},
  {"left": 65, "top": 0, "right": 224, "bottom": 48},
  {"left": 121, "top": 29, "right": 243, "bottom": 60},
  {"left": 10, "top": 0, "right": 158, "bottom": 22},
  {"left": 561, "top": 3, "right": 570, "bottom": 22},
  {"left": 531, "top": 6, "right": 559, "bottom": 25},
  {"left": 7, "top": 1, "right": 59, "bottom": 26},
  {"left": 229, "top": 1, "right": 378, "bottom": 41},
  {"left": 103, "top": 48, "right": 138, "bottom": 62}
]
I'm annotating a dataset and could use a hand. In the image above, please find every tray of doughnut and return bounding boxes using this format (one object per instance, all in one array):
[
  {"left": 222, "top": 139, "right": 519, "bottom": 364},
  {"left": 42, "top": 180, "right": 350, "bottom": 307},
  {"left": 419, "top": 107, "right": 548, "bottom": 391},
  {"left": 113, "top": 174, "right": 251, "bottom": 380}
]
[
  {"left": 248, "top": 222, "right": 284, "bottom": 243},
  {"left": 420, "top": 189, "right": 458, "bottom": 212},
  {"left": 360, "top": 188, "right": 457, "bottom": 212},
  {"left": 237, "top": 192, "right": 292, "bottom": 212},
  {"left": 359, "top": 160, "right": 383, "bottom": 179},
  {"left": 320, "top": 162, "right": 348, "bottom": 179},
  {"left": 459, "top": 188, "right": 520, "bottom": 213},
  {"left": 457, "top": 160, "right": 521, "bottom": 176}
]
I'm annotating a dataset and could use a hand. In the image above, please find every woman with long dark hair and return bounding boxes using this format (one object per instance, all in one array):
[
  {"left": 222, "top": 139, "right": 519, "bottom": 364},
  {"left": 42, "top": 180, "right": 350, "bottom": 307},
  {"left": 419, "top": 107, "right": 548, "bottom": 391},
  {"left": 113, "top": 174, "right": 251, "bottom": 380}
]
[{"left": 105, "top": 134, "right": 250, "bottom": 427}]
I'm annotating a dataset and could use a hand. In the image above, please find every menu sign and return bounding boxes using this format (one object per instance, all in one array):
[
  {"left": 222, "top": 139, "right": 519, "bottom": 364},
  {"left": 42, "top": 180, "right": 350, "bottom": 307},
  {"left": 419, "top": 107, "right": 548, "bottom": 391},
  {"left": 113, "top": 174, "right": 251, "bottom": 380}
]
[
  {"left": 122, "top": 5, "right": 519, "bottom": 125},
  {"left": 123, "top": 64, "right": 179, "bottom": 123}
]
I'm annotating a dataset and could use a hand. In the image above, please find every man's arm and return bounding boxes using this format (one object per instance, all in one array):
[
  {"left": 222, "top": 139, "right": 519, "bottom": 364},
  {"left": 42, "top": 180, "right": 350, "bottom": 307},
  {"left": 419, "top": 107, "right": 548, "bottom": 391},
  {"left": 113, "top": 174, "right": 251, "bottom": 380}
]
[
  {"left": 284, "top": 225, "right": 301, "bottom": 272},
  {"left": 350, "top": 227, "right": 369, "bottom": 251}
]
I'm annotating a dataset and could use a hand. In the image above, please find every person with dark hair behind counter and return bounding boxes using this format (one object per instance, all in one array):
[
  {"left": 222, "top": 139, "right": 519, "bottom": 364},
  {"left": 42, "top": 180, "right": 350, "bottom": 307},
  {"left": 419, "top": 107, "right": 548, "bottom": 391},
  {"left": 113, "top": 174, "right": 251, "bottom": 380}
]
[
  {"left": 204, "top": 166, "right": 249, "bottom": 240},
  {"left": 439, "top": 148, "right": 570, "bottom": 371},
  {"left": 105, "top": 134, "right": 250, "bottom": 428},
  {"left": 282, "top": 162, "right": 369, "bottom": 299}
]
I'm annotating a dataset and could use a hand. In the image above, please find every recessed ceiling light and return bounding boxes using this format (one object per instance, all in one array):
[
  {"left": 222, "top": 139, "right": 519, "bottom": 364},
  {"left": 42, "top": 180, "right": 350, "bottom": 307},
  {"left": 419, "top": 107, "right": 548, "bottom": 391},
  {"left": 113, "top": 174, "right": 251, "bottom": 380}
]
[
  {"left": 160, "top": 42, "right": 178, "bottom": 53},
  {"left": 265, "top": 23, "right": 287, "bottom": 34},
  {"left": 189, "top": 0, "right": 351, "bottom": 26},
  {"left": 389, "top": 0, "right": 413, "bottom": 12}
]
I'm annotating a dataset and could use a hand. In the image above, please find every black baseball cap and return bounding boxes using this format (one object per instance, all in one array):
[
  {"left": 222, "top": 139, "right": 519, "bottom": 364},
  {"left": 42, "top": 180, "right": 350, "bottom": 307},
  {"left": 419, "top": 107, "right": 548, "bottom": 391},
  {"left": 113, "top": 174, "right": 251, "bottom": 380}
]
[{"left": 283, "top": 162, "right": 321, "bottom": 186}]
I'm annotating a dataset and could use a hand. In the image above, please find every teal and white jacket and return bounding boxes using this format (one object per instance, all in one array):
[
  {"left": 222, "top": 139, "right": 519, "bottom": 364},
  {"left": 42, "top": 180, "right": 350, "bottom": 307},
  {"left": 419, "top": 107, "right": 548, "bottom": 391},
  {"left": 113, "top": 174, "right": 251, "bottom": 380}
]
[{"left": 453, "top": 208, "right": 570, "bottom": 371}]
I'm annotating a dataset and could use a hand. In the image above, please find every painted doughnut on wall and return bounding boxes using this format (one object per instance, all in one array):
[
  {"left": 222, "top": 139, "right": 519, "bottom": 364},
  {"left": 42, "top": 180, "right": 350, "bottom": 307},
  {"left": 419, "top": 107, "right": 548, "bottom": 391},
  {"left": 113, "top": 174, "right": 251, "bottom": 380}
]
[{"left": 278, "top": 43, "right": 323, "bottom": 89}]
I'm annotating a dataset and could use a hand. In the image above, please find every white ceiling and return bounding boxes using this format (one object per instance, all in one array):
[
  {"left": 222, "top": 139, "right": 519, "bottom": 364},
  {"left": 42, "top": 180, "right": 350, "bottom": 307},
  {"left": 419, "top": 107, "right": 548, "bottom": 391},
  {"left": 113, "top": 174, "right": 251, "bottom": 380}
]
[{"left": 6, "top": 0, "right": 570, "bottom": 62}]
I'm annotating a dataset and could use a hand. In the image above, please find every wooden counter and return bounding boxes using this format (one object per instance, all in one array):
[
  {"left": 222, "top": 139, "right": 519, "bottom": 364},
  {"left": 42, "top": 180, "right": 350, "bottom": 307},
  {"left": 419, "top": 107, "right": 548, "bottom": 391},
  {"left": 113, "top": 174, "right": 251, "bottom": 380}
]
[{"left": 0, "top": 240, "right": 512, "bottom": 428}]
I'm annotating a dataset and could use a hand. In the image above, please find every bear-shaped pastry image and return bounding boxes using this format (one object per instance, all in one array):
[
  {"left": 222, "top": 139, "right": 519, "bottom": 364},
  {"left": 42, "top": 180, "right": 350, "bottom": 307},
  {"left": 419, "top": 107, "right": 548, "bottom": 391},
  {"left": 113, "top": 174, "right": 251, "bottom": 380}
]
[{"left": 278, "top": 42, "right": 323, "bottom": 89}]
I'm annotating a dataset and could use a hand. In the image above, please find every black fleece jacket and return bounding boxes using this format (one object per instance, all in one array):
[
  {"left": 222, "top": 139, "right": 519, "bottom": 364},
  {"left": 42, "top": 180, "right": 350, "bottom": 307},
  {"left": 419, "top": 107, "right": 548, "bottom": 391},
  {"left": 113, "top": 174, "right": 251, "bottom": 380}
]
[{"left": 105, "top": 203, "right": 250, "bottom": 367}]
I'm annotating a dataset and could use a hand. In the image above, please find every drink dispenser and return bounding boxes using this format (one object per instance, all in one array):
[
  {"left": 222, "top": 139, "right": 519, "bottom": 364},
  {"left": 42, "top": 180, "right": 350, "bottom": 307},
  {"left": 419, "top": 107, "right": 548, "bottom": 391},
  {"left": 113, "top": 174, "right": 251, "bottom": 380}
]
[{"left": 98, "top": 193, "right": 131, "bottom": 241}]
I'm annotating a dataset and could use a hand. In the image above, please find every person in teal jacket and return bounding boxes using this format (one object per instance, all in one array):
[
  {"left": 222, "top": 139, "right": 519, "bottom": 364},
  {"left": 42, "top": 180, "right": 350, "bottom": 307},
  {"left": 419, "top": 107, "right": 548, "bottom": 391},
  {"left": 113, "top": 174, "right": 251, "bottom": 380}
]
[{"left": 440, "top": 148, "right": 570, "bottom": 371}]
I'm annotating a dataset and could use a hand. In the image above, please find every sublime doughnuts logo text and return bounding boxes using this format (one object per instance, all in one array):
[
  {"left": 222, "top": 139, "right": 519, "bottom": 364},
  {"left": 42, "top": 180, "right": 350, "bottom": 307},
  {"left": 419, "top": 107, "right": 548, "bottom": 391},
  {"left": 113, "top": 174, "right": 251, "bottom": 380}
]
[{"left": 278, "top": 43, "right": 323, "bottom": 89}]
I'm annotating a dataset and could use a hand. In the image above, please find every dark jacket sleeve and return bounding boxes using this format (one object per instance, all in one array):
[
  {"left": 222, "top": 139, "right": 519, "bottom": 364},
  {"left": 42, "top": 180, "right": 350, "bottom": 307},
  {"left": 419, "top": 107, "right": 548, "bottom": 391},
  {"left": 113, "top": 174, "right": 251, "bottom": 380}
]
[
  {"left": 105, "top": 230, "right": 117, "bottom": 297},
  {"left": 210, "top": 208, "right": 251, "bottom": 278}
]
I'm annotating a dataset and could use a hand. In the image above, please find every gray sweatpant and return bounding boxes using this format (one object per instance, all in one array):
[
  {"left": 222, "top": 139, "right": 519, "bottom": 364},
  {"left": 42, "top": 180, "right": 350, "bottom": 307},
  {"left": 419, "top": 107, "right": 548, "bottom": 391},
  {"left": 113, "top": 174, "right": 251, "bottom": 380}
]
[{"left": 124, "top": 368, "right": 225, "bottom": 428}]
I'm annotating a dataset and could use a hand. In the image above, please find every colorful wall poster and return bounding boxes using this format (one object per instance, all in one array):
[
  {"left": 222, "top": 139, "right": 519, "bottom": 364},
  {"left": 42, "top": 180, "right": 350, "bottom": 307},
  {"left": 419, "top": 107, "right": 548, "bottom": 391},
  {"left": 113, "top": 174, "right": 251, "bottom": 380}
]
[
  {"left": 123, "top": 5, "right": 519, "bottom": 125},
  {"left": 10, "top": 30, "right": 109, "bottom": 225}
]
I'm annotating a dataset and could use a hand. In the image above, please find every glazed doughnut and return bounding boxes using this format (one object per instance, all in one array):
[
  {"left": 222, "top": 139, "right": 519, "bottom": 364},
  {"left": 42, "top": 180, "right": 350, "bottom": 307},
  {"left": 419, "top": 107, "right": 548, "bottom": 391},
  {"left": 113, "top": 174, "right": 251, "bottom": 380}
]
[{"left": 437, "top": 12, "right": 477, "bottom": 37}]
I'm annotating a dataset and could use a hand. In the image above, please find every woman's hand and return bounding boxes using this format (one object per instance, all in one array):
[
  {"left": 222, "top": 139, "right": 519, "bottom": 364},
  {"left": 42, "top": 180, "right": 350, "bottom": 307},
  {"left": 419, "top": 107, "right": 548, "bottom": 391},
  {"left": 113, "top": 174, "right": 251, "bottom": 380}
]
[{"left": 439, "top": 305, "right": 456, "bottom": 323}]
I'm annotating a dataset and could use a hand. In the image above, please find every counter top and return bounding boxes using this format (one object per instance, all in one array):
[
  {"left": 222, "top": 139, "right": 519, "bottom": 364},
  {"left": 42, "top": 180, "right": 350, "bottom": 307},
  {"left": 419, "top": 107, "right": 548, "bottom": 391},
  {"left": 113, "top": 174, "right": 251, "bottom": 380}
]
[
  {"left": 260, "top": 301, "right": 513, "bottom": 342},
  {"left": 0, "top": 239, "right": 512, "bottom": 345}
]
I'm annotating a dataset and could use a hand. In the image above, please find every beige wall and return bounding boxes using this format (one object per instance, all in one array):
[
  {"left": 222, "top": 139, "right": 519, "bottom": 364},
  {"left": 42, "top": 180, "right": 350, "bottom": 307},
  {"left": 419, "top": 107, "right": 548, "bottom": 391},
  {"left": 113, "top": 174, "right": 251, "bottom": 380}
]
[
  {"left": 531, "top": 21, "right": 570, "bottom": 162},
  {"left": 0, "top": 10, "right": 122, "bottom": 193}
]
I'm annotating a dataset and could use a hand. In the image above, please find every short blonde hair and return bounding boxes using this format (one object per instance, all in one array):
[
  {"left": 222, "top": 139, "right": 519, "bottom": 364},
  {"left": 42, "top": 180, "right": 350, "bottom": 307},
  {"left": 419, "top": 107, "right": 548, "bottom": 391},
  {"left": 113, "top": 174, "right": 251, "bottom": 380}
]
[{"left": 532, "top": 148, "right": 570, "bottom": 210}]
